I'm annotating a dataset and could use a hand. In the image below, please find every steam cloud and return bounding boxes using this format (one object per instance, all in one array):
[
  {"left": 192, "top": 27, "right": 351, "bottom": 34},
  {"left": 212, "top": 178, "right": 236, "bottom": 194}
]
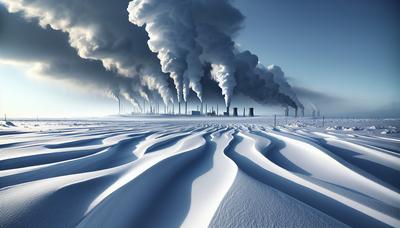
[{"left": 1, "top": 0, "right": 303, "bottom": 111}]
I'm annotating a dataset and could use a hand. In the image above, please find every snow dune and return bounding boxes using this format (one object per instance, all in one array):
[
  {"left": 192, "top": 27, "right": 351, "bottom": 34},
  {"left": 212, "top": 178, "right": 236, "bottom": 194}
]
[{"left": 0, "top": 118, "right": 399, "bottom": 227}]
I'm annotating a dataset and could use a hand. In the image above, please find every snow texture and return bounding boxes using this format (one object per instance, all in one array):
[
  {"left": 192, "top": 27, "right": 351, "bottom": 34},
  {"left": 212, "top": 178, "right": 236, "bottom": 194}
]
[{"left": 0, "top": 117, "right": 399, "bottom": 227}]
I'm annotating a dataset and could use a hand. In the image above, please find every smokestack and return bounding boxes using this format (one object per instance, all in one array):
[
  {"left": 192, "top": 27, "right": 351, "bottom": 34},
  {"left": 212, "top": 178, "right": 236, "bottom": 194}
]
[
  {"left": 284, "top": 107, "right": 289, "bottom": 117},
  {"left": 217, "top": 104, "right": 219, "bottom": 116},
  {"left": 201, "top": 102, "right": 203, "bottom": 115},
  {"left": 226, "top": 106, "right": 230, "bottom": 116},
  {"left": 118, "top": 96, "right": 121, "bottom": 115},
  {"left": 243, "top": 108, "right": 245, "bottom": 117},
  {"left": 249, "top": 107, "right": 254, "bottom": 117},
  {"left": 179, "top": 102, "right": 181, "bottom": 115},
  {"left": 185, "top": 101, "right": 187, "bottom": 115},
  {"left": 233, "top": 107, "right": 238, "bottom": 116}
]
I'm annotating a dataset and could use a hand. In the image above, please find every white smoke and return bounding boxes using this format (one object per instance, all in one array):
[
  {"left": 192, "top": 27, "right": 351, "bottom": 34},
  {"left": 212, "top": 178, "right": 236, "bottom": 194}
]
[
  {"left": 128, "top": 0, "right": 239, "bottom": 107},
  {"left": 210, "top": 63, "right": 236, "bottom": 107},
  {"left": 128, "top": 0, "right": 205, "bottom": 103}
]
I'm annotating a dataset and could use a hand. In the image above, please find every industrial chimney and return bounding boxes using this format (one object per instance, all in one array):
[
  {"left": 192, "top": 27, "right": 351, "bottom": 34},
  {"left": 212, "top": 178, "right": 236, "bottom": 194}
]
[
  {"left": 249, "top": 108, "right": 254, "bottom": 117},
  {"left": 233, "top": 107, "right": 238, "bottom": 117},
  {"left": 185, "top": 101, "right": 187, "bottom": 115},
  {"left": 284, "top": 107, "right": 289, "bottom": 117},
  {"left": 223, "top": 106, "right": 229, "bottom": 116}
]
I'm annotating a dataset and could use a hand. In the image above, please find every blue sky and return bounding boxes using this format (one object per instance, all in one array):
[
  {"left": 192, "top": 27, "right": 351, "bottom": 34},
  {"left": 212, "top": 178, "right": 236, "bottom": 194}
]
[
  {"left": 233, "top": 0, "right": 400, "bottom": 107},
  {"left": 0, "top": 0, "right": 399, "bottom": 117}
]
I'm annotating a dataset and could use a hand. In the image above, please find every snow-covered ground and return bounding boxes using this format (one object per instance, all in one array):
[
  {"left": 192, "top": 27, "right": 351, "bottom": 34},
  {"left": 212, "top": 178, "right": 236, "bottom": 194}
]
[{"left": 0, "top": 117, "right": 399, "bottom": 227}]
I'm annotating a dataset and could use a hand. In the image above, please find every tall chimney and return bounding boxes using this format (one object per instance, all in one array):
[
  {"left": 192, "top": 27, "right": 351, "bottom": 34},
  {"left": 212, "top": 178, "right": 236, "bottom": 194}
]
[
  {"left": 249, "top": 108, "right": 254, "bottom": 117},
  {"left": 118, "top": 97, "right": 121, "bottom": 115},
  {"left": 243, "top": 108, "right": 246, "bottom": 117},
  {"left": 178, "top": 102, "right": 181, "bottom": 115},
  {"left": 233, "top": 107, "right": 238, "bottom": 117},
  {"left": 185, "top": 101, "right": 187, "bottom": 115},
  {"left": 217, "top": 104, "right": 219, "bottom": 116},
  {"left": 226, "top": 106, "right": 230, "bottom": 116}
]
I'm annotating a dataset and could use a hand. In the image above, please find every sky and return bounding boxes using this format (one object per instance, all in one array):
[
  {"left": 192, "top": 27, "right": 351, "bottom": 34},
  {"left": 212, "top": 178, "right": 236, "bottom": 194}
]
[{"left": 0, "top": 0, "right": 399, "bottom": 118}]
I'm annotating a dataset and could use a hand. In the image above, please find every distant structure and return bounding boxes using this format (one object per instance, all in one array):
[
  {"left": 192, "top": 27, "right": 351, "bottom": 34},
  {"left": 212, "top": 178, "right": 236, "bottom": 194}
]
[
  {"left": 233, "top": 107, "right": 238, "bottom": 117},
  {"left": 185, "top": 102, "right": 188, "bottom": 115},
  {"left": 207, "top": 111, "right": 216, "bottom": 116},
  {"left": 134, "top": 100, "right": 259, "bottom": 118},
  {"left": 249, "top": 108, "right": 254, "bottom": 117},
  {"left": 295, "top": 108, "right": 298, "bottom": 117},
  {"left": 191, "top": 111, "right": 201, "bottom": 116},
  {"left": 301, "top": 108, "right": 305, "bottom": 117},
  {"left": 223, "top": 107, "right": 229, "bottom": 116},
  {"left": 117, "top": 96, "right": 121, "bottom": 115},
  {"left": 284, "top": 107, "right": 289, "bottom": 117}
]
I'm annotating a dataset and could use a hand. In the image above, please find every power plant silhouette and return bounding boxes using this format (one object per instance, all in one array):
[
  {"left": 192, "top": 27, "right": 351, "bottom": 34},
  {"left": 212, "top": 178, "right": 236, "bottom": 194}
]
[
  {"left": 117, "top": 99, "right": 257, "bottom": 117},
  {"left": 116, "top": 99, "right": 315, "bottom": 118}
]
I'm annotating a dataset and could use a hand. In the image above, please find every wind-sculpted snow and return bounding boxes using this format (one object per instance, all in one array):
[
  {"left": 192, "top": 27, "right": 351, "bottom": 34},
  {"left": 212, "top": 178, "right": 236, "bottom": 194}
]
[{"left": 0, "top": 118, "right": 399, "bottom": 227}]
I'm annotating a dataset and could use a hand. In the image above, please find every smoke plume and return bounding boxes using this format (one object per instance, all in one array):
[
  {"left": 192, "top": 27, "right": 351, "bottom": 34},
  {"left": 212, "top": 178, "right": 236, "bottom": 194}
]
[
  {"left": 266, "top": 65, "right": 303, "bottom": 109},
  {"left": 1, "top": 0, "right": 303, "bottom": 112},
  {"left": 0, "top": 0, "right": 174, "bottom": 105}
]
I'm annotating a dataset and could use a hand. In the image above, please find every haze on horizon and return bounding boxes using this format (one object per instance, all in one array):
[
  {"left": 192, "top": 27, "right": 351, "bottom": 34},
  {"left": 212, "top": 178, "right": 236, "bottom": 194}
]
[{"left": 0, "top": 0, "right": 399, "bottom": 118}]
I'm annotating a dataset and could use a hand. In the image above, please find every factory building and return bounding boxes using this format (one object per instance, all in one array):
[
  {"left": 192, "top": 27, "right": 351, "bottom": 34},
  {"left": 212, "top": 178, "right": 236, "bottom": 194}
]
[{"left": 191, "top": 111, "right": 201, "bottom": 116}]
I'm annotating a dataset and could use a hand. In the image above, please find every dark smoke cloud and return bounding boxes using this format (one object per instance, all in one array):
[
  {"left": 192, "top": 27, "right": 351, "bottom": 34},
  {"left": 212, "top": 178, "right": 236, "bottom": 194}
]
[
  {"left": 233, "top": 50, "right": 297, "bottom": 108},
  {"left": 0, "top": 0, "right": 174, "bottom": 105},
  {"left": 0, "top": 5, "right": 144, "bottom": 108},
  {"left": 128, "top": 0, "right": 301, "bottom": 108},
  {"left": 1, "top": 0, "right": 303, "bottom": 111},
  {"left": 128, "top": 0, "right": 243, "bottom": 107}
]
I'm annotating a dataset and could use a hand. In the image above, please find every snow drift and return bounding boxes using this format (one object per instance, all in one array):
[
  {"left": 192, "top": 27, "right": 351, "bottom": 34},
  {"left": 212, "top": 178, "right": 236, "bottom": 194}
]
[{"left": 0, "top": 117, "right": 399, "bottom": 227}]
